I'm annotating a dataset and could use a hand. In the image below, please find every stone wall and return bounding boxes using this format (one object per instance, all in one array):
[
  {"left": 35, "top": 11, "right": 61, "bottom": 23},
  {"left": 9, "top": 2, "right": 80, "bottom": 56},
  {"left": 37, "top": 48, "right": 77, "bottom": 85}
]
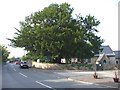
[
  {"left": 32, "top": 62, "right": 94, "bottom": 70},
  {"left": 32, "top": 62, "right": 64, "bottom": 70}
]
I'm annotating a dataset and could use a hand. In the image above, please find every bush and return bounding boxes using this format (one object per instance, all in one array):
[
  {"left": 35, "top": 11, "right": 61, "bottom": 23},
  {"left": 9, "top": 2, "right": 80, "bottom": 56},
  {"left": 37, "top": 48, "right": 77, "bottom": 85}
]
[{"left": 70, "top": 63, "right": 93, "bottom": 70}]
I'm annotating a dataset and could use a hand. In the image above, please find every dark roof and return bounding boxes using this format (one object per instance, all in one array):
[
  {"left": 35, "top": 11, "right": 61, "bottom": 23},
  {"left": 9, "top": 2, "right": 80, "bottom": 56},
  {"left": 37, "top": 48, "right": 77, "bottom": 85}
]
[
  {"left": 114, "top": 51, "right": 120, "bottom": 59},
  {"left": 99, "top": 45, "right": 114, "bottom": 55}
]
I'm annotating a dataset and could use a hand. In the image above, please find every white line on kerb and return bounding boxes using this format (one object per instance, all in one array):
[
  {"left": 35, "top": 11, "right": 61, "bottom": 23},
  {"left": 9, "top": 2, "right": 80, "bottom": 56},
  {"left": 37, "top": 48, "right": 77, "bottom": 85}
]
[
  {"left": 95, "top": 84, "right": 117, "bottom": 88},
  {"left": 68, "top": 78, "right": 117, "bottom": 88},
  {"left": 35, "top": 81, "right": 53, "bottom": 89},
  {"left": 19, "top": 73, "right": 28, "bottom": 78}
]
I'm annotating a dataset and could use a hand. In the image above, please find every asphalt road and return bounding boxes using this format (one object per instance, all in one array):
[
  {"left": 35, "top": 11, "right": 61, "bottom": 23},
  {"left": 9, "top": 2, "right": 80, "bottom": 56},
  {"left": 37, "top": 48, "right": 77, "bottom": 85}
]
[
  {"left": 0, "top": 64, "right": 2, "bottom": 90},
  {"left": 2, "top": 63, "right": 118, "bottom": 90}
]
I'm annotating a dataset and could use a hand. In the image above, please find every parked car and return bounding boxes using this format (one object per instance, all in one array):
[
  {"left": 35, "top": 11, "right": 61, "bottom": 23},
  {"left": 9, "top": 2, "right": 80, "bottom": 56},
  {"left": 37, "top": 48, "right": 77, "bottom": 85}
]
[
  {"left": 19, "top": 61, "right": 29, "bottom": 68},
  {"left": 15, "top": 61, "right": 20, "bottom": 64}
]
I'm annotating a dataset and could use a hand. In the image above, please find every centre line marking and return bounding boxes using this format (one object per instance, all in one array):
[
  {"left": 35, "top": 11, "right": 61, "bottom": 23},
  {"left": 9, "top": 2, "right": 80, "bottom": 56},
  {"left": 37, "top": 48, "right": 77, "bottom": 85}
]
[
  {"left": 13, "top": 68, "right": 16, "bottom": 71},
  {"left": 35, "top": 81, "right": 53, "bottom": 89},
  {"left": 19, "top": 73, "right": 28, "bottom": 78}
]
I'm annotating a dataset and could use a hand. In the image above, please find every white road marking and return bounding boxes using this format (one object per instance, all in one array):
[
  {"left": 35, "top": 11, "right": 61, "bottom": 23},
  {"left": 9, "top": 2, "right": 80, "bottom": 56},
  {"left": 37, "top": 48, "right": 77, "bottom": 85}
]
[
  {"left": 68, "top": 78, "right": 93, "bottom": 84},
  {"left": 19, "top": 73, "right": 28, "bottom": 78},
  {"left": 35, "top": 81, "right": 53, "bottom": 89},
  {"left": 13, "top": 68, "right": 16, "bottom": 71}
]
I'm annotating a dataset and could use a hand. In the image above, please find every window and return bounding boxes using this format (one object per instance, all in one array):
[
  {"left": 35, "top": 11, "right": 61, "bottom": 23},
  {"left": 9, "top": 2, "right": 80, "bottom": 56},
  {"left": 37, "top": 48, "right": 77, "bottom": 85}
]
[
  {"left": 103, "top": 60, "right": 106, "bottom": 63},
  {"left": 116, "top": 61, "right": 118, "bottom": 64}
]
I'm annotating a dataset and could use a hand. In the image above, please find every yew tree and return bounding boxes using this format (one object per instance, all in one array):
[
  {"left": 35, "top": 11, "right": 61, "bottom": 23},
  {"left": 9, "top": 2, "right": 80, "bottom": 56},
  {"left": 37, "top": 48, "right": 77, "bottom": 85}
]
[{"left": 8, "top": 3, "right": 103, "bottom": 63}]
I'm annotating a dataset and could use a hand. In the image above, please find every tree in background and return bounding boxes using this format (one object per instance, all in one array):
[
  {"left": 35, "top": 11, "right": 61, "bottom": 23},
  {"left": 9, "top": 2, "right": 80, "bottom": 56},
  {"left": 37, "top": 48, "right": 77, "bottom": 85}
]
[
  {"left": 9, "top": 56, "right": 15, "bottom": 61},
  {"left": 0, "top": 45, "right": 10, "bottom": 62},
  {"left": 8, "top": 3, "right": 103, "bottom": 64}
]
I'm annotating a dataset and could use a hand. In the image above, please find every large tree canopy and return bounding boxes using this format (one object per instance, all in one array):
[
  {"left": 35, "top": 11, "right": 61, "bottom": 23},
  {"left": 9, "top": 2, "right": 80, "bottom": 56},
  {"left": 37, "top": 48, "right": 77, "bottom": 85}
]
[{"left": 8, "top": 3, "right": 103, "bottom": 63}]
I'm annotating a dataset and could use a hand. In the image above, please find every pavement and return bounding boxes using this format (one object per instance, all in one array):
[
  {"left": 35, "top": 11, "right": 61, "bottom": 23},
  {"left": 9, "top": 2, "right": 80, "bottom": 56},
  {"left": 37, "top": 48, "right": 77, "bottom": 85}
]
[{"left": 67, "top": 72, "right": 119, "bottom": 88}]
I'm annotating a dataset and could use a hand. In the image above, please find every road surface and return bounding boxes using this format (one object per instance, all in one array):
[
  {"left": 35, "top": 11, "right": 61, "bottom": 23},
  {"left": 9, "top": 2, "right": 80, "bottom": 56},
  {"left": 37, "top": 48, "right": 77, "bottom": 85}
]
[{"left": 2, "top": 63, "right": 118, "bottom": 90}]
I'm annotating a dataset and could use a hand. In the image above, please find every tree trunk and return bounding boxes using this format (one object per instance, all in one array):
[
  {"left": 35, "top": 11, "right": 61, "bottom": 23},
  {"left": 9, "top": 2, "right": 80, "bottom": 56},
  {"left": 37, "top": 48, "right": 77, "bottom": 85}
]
[{"left": 80, "top": 59, "right": 84, "bottom": 63}]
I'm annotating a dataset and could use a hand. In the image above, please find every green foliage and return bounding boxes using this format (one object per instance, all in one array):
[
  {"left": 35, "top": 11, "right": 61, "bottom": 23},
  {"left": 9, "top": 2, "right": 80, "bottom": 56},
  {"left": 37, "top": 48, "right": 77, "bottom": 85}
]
[
  {"left": 8, "top": 3, "right": 103, "bottom": 64},
  {"left": 71, "top": 63, "right": 92, "bottom": 67},
  {"left": 70, "top": 63, "right": 93, "bottom": 70},
  {"left": 0, "top": 45, "right": 10, "bottom": 62},
  {"left": 9, "top": 56, "right": 15, "bottom": 61}
]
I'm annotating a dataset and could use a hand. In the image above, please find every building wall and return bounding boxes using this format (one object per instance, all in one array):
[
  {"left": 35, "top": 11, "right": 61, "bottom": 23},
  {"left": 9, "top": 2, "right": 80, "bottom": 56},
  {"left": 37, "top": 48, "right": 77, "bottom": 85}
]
[
  {"left": 101, "top": 55, "right": 111, "bottom": 70},
  {"left": 91, "top": 57, "right": 98, "bottom": 64},
  {"left": 71, "top": 58, "right": 78, "bottom": 63},
  {"left": 91, "top": 55, "right": 117, "bottom": 70},
  {"left": 109, "top": 56, "right": 116, "bottom": 64}
]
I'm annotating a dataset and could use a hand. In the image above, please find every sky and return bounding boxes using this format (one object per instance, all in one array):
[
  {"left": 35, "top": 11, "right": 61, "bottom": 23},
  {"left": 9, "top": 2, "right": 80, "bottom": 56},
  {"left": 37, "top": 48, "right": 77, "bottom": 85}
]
[{"left": 0, "top": 0, "right": 119, "bottom": 58}]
